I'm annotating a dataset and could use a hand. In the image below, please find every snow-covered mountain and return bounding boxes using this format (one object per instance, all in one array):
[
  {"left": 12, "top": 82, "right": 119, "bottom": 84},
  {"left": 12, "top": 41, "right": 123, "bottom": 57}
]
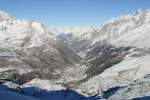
[
  {"left": 1, "top": 9, "right": 150, "bottom": 100},
  {"left": 58, "top": 9, "right": 150, "bottom": 99},
  {"left": 0, "top": 11, "right": 82, "bottom": 85}
]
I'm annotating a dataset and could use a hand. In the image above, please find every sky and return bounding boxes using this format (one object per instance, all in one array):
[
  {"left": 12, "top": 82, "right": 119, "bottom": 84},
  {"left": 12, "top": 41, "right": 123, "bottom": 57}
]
[{"left": 0, "top": 0, "right": 150, "bottom": 26}]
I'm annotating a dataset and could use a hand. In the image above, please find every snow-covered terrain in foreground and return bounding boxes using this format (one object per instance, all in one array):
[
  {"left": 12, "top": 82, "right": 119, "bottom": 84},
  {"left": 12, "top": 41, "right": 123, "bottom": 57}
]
[
  {"left": 0, "top": 84, "right": 38, "bottom": 100},
  {"left": 0, "top": 82, "right": 100, "bottom": 100},
  {"left": 1, "top": 80, "right": 150, "bottom": 100}
]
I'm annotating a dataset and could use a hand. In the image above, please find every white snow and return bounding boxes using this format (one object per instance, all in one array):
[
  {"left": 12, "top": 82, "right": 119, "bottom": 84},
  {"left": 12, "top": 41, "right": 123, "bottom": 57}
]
[
  {"left": 22, "top": 78, "right": 66, "bottom": 91},
  {"left": 101, "top": 55, "right": 150, "bottom": 80}
]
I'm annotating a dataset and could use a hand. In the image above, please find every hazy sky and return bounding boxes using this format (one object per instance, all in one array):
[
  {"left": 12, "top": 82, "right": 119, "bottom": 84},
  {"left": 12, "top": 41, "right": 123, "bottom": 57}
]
[{"left": 0, "top": 0, "right": 150, "bottom": 26}]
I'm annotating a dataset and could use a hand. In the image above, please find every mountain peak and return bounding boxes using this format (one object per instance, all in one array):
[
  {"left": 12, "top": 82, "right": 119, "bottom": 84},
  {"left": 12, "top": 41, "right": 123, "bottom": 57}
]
[{"left": 0, "top": 11, "right": 11, "bottom": 19}]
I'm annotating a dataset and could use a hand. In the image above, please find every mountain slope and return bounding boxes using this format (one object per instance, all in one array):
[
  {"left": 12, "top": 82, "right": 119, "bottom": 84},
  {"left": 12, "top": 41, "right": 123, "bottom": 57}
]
[
  {"left": 59, "top": 9, "right": 150, "bottom": 98},
  {"left": 0, "top": 11, "right": 83, "bottom": 85}
]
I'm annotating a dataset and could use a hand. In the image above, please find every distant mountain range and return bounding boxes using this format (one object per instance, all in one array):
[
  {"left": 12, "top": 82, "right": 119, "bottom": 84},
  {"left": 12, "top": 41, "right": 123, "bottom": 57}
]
[{"left": 0, "top": 9, "right": 150, "bottom": 99}]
